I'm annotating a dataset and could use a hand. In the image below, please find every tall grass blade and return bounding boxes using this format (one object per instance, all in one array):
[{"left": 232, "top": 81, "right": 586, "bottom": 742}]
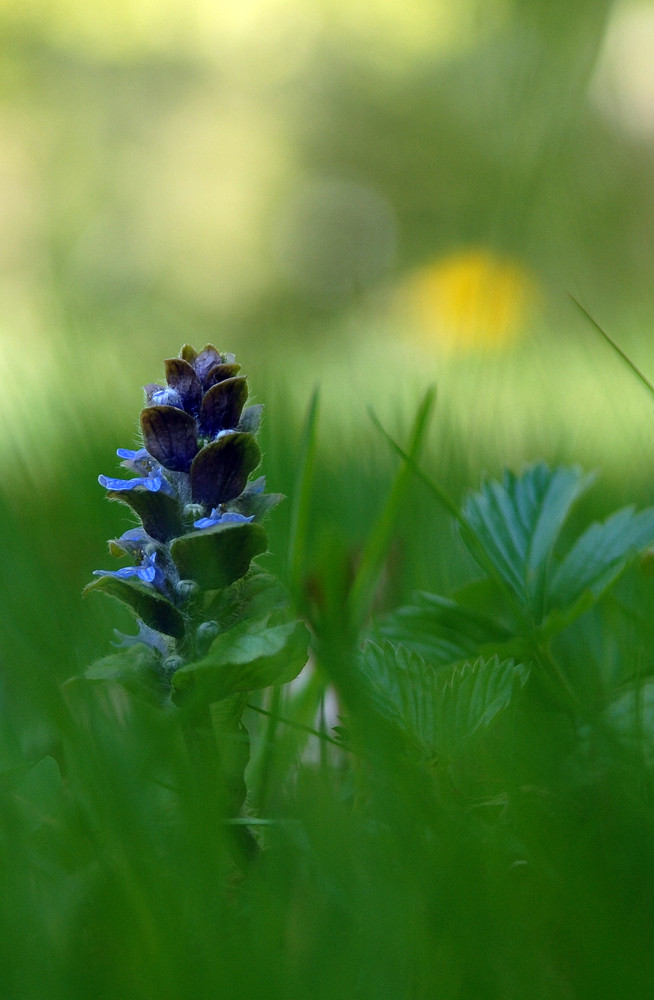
[
  {"left": 347, "top": 386, "right": 436, "bottom": 631},
  {"left": 572, "top": 297, "right": 654, "bottom": 400},
  {"left": 287, "top": 385, "right": 320, "bottom": 594}
]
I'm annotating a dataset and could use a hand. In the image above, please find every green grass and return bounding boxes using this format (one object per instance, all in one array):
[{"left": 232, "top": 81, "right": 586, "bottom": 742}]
[{"left": 3, "top": 327, "right": 654, "bottom": 999}]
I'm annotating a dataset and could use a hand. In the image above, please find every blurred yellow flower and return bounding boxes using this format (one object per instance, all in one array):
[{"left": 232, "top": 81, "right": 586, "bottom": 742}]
[{"left": 405, "top": 248, "right": 537, "bottom": 353}]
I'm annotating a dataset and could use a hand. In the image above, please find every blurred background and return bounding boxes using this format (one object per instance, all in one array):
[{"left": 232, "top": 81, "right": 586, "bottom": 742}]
[
  {"left": 3, "top": 7, "right": 654, "bottom": 996},
  {"left": 4, "top": 0, "right": 654, "bottom": 691}
]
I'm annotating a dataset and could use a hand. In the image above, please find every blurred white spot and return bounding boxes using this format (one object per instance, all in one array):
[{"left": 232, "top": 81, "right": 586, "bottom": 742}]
[{"left": 591, "top": 1, "right": 654, "bottom": 139}]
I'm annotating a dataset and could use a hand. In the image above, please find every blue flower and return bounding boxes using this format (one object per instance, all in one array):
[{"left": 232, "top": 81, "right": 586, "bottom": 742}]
[
  {"left": 98, "top": 473, "right": 173, "bottom": 495},
  {"left": 193, "top": 509, "right": 255, "bottom": 530},
  {"left": 93, "top": 551, "right": 167, "bottom": 590},
  {"left": 116, "top": 447, "right": 155, "bottom": 474}
]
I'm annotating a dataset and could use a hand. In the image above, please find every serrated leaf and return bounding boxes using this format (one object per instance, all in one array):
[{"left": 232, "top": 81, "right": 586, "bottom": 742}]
[
  {"left": 358, "top": 641, "right": 529, "bottom": 760},
  {"left": 438, "top": 655, "right": 529, "bottom": 759},
  {"left": 172, "top": 619, "right": 310, "bottom": 707},
  {"left": 84, "top": 576, "right": 185, "bottom": 638},
  {"left": 106, "top": 488, "right": 183, "bottom": 542},
  {"left": 375, "top": 592, "right": 513, "bottom": 665},
  {"left": 80, "top": 643, "right": 167, "bottom": 704},
  {"left": 461, "top": 463, "right": 592, "bottom": 615},
  {"left": 170, "top": 522, "right": 268, "bottom": 590},
  {"left": 547, "top": 505, "right": 654, "bottom": 614},
  {"left": 190, "top": 432, "right": 261, "bottom": 507}
]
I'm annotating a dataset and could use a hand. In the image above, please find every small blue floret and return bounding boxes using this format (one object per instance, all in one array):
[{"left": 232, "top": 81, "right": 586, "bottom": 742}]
[
  {"left": 98, "top": 473, "right": 173, "bottom": 495},
  {"left": 193, "top": 509, "right": 255, "bottom": 530},
  {"left": 116, "top": 448, "right": 157, "bottom": 474},
  {"left": 93, "top": 551, "right": 166, "bottom": 590}
]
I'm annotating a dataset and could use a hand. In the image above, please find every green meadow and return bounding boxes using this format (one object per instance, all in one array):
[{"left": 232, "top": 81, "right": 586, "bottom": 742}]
[{"left": 3, "top": 2, "right": 654, "bottom": 997}]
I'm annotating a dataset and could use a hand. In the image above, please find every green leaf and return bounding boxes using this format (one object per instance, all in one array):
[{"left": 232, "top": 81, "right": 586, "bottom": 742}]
[
  {"left": 190, "top": 432, "right": 261, "bottom": 507},
  {"left": 358, "top": 641, "right": 529, "bottom": 760},
  {"left": 460, "top": 463, "right": 593, "bottom": 616},
  {"left": 205, "top": 571, "right": 294, "bottom": 629},
  {"left": 604, "top": 680, "right": 654, "bottom": 764},
  {"left": 12, "top": 757, "right": 63, "bottom": 835},
  {"left": 164, "top": 357, "right": 202, "bottom": 411},
  {"left": 106, "top": 487, "right": 184, "bottom": 543},
  {"left": 200, "top": 376, "right": 249, "bottom": 436},
  {"left": 84, "top": 576, "right": 185, "bottom": 638},
  {"left": 238, "top": 403, "right": 263, "bottom": 435},
  {"left": 170, "top": 522, "right": 268, "bottom": 591},
  {"left": 230, "top": 486, "right": 284, "bottom": 522},
  {"left": 437, "top": 655, "right": 529, "bottom": 760},
  {"left": 547, "top": 506, "right": 654, "bottom": 613},
  {"left": 375, "top": 592, "right": 514, "bottom": 665},
  {"left": 79, "top": 643, "right": 167, "bottom": 704},
  {"left": 140, "top": 404, "right": 199, "bottom": 472},
  {"left": 172, "top": 619, "right": 310, "bottom": 707},
  {"left": 538, "top": 506, "right": 654, "bottom": 639}
]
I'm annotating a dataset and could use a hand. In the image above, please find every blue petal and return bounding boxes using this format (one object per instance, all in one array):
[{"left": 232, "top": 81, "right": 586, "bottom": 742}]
[
  {"left": 93, "top": 551, "right": 166, "bottom": 591},
  {"left": 193, "top": 510, "right": 255, "bottom": 529},
  {"left": 99, "top": 474, "right": 148, "bottom": 491},
  {"left": 116, "top": 447, "right": 149, "bottom": 461},
  {"left": 98, "top": 473, "right": 173, "bottom": 495},
  {"left": 137, "top": 564, "right": 156, "bottom": 583},
  {"left": 193, "top": 517, "right": 219, "bottom": 529},
  {"left": 116, "top": 447, "right": 156, "bottom": 475},
  {"left": 118, "top": 527, "right": 149, "bottom": 544},
  {"left": 93, "top": 566, "right": 141, "bottom": 580}
]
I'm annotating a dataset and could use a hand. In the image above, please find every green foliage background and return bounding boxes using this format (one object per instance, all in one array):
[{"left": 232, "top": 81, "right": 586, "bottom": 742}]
[{"left": 3, "top": 1, "right": 654, "bottom": 997}]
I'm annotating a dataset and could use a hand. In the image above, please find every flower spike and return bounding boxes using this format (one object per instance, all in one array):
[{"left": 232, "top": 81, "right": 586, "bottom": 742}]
[{"left": 86, "top": 344, "right": 288, "bottom": 676}]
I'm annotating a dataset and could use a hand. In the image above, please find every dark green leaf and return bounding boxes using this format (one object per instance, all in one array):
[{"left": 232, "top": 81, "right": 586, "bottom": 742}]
[
  {"left": 81, "top": 643, "right": 167, "bottom": 704},
  {"left": 199, "top": 376, "right": 249, "bottom": 436},
  {"left": 106, "top": 488, "right": 183, "bottom": 542},
  {"left": 205, "top": 571, "right": 293, "bottom": 627},
  {"left": 172, "top": 619, "right": 310, "bottom": 707},
  {"left": 230, "top": 488, "right": 284, "bottom": 522},
  {"left": 140, "top": 405, "right": 199, "bottom": 472},
  {"left": 205, "top": 363, "right": 242, "bottom": 389},
  {"left": 359, "top": 641, "right": 529, "bottom": 760},
  {"left": 195, "top": 345, "right": 223, "bottom": 383},
  {"left": 164, "top": 357, "right": 202, "bottom": 411},
  {"left": 190, "top": 432, "right": 261, "bottom": 507},
  {"left": 375, "top": 591, "right": 513, "bottom": 665},
  {"left": 170, "top": 522, "right": 268, "bottom": 590},
  {"left": 84, "top": 576, "right": 185, "bottom": 638}
]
